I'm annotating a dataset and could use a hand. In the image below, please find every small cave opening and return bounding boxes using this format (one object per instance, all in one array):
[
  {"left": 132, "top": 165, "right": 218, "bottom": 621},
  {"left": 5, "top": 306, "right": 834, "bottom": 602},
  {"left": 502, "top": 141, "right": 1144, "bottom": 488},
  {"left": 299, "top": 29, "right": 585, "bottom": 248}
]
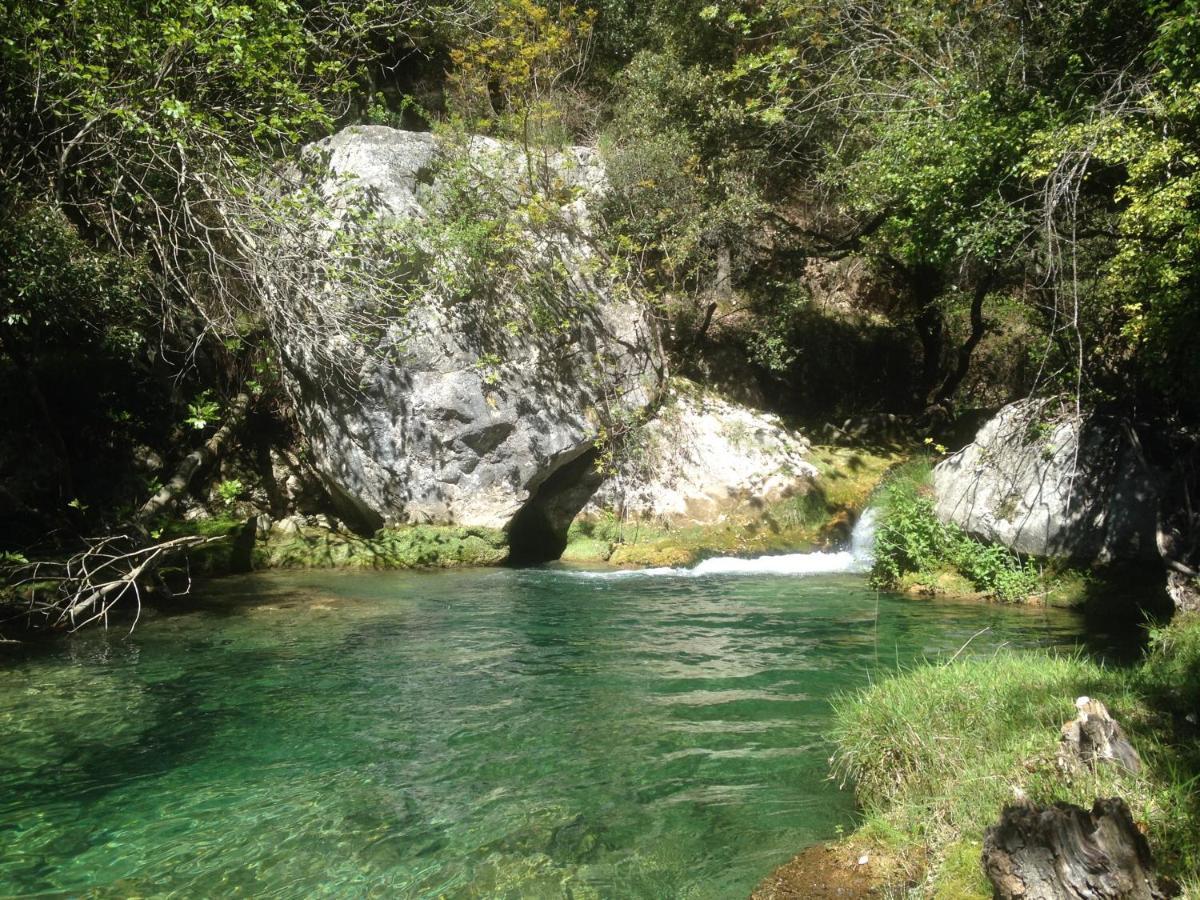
[{"left": 506, "top": 447, "right": 604, "bottom": 566}]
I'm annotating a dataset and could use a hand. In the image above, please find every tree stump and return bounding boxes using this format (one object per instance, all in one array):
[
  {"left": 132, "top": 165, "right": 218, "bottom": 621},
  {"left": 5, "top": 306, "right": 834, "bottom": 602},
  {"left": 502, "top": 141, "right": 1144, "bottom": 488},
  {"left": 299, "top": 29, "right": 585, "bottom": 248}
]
[
  {"left": 1059, "top": 697, "right": 1142, "bottom": 774},
  {"left": 982, "top": 798, "right": 1164, "bottom": 900},
  {"left": 1165, "top": 571, "right": 1200, "bottom": 614}
]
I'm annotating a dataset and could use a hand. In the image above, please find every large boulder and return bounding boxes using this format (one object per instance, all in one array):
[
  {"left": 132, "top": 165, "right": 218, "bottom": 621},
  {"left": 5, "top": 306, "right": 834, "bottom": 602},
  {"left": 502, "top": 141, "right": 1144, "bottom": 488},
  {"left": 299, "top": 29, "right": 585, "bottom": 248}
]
[
  {"left": 932, "top": 400, "right": 1160, "bottom": 562},
  {"left": 270, "top": 126, "right": 664, "bottom": 538},
  {"left": 584, "top": 383, "right": 818, "bottom": 524}
]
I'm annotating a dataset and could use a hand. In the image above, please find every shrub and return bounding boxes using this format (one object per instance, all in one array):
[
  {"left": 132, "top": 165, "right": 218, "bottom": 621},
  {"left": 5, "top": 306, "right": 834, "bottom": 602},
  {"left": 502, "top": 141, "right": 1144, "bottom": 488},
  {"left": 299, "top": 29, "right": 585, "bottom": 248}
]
[
  {"left": 1141, "top": 613, "right": 1200, "bottom": 715},
  {"left": 870, "top": 459, "right": 1041, "bottom": 601}
]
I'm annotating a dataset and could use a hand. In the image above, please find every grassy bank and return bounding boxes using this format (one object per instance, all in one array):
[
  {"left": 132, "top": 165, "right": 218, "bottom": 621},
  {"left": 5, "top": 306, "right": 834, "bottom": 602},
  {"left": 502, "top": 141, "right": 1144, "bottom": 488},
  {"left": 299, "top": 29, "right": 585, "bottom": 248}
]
[{"left": 828, "top": 614, "right": 1200, "bottom": 896}]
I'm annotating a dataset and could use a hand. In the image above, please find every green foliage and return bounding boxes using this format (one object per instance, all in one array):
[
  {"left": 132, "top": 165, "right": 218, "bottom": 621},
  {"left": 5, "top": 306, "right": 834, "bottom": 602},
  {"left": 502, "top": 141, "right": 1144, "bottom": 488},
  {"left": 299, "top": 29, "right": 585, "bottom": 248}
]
[
  {"left": 1142, "top": 612, "right": 1200, "bottom": 715},
  {"left": 0, "top": 199, "right": 147, "bottom": 358},
  {"left": 599, "top": 47, "right": 765, "bottom": 309},
  {"left": 447, "top": 0, "right": 596, "bottom": 142},
  {"left": 946, "top": 540, "right": 1041, "bottom": 605},
  {"left": 216, "top": 479, "right": 245, "bottom": 507},
  {"left": 871, "top": 461, "right": 1040, "bottom": 602},
  {"left": 184, "top": 392, "right": 221, "bottom": 431}
]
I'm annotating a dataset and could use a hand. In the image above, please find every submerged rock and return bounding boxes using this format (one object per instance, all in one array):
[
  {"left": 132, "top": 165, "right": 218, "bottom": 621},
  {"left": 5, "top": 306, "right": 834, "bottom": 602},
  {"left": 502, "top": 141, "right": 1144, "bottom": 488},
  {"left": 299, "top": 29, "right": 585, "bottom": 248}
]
[
  {"left": 270, "top": 126, "right": 663, "bottom": 538},
  {"left": 932, "top": 400, "right": 1160, "bottom": 563}
]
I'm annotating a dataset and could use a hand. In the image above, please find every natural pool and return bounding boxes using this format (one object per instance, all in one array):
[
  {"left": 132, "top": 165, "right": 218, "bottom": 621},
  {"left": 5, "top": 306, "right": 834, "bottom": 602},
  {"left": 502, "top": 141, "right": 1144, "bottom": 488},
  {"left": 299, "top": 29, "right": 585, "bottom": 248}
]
[{"left": 0, "top": 568, "right": 1095, "bottom": 898}]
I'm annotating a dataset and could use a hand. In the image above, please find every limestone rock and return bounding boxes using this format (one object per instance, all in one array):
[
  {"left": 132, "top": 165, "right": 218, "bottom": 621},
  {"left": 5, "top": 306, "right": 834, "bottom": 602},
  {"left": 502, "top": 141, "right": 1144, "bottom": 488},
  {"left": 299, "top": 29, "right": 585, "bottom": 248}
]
[
  {"left": 584, "top": 384, "right": 818, "bottom": 525},
  {"left": 932, "top": 400, "right": 1160, "bottom": 562},
  {"left": 272, "top": 126, "right": 663, "bottom": 533}
]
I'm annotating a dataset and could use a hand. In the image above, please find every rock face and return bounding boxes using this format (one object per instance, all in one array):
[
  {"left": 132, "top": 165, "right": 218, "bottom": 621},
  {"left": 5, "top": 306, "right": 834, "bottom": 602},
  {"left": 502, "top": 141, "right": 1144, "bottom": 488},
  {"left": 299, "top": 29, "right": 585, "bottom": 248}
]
[
  {"left": 272, "top": 126, "right": 663, "bottom": 539},
  {"left": 932, "top": 400, "right": 1160, "bottom": 562},
  {"left": 583, "top": 383, "right": 818, "bottom": 524}
]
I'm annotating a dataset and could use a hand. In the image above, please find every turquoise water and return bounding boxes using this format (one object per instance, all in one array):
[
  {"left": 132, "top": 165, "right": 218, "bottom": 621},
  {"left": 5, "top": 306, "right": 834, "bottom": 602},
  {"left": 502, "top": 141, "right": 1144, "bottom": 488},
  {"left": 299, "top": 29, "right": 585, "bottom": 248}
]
[{"left": 0, "top": 568, "right": 1090, "bottom": 898}]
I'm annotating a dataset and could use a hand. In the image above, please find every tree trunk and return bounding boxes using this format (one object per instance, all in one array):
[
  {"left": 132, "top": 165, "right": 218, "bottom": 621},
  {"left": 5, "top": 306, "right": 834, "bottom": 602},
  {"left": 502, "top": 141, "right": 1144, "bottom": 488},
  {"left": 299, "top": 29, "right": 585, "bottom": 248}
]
[
  {"left": 1058, "top": 697, "right": 1142, "bottom": 774},
  {"left": 983, "top": 798, "right": 1164, "bottom": 900},
  {"left": 1166, "top": 571, "right": 1200, "bottom": 614},
  {"left": 714, "top": 244, "right": 732, "bottom": 300},
  {"left": 907, "top": 264, "right": 945, "bottom": 410},
  {"left": 936, "top": 274, "right": 993, "bottom": 403}
]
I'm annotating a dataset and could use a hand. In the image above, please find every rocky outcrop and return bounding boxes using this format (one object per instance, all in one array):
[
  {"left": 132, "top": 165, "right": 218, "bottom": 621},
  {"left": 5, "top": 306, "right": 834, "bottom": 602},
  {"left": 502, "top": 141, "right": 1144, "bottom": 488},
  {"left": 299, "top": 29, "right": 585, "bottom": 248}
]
[
  {"left": 932, "top": 400, "right": 1160, "bottom": 563},
  {"left": 583, "top": 383, "right": 818, "bottom": 524},
  {"left": 270, "top": 127, "right": 663, "bottom": 543}
]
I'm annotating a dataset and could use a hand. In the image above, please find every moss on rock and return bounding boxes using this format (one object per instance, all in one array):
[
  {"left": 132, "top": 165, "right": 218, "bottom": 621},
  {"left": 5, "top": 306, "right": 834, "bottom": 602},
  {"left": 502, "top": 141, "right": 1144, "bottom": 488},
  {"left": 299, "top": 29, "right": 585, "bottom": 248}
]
[
  {"left": 567, "top": 444, "right": 901, "bottom": 569},
  {"left": 257, "top": 523, "right": 508, "bottom": 569},
  {"left": 560, "top": 536, "right": 614, "bottom": 563}
]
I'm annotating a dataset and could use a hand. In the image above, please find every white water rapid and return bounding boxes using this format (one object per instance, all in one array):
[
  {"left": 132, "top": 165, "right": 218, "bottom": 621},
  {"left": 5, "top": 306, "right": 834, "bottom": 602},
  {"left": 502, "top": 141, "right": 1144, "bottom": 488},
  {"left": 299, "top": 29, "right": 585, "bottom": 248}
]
[{"left": 572, "top": 506, "right": 878, "bottom": 579}]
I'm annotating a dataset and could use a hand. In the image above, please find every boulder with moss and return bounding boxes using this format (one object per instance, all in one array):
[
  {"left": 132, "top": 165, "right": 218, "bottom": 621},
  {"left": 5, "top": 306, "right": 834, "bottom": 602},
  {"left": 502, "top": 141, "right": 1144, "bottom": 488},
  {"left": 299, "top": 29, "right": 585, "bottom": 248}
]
[
  {"left": 566, "top": 383, "right": 839, "bottom": 564},
  {"left": 271, "top": 126, "right": 664, "bottom": 545},
  {"left": 586, "top": 383, "right": 818, "bottom": 523},
  {"left": 257, "top": 517, "right": 508, "bottom": 569}
]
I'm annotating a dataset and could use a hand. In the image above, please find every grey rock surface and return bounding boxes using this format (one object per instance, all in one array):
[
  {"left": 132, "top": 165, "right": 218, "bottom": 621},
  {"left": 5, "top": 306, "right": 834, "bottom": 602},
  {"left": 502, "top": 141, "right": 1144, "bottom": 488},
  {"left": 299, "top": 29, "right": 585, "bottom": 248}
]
[
  {"left": 275, "top": 126, "right": 663, "bottom": 531},
  {"left": 932, "top": 400, "right": 1160, "bottom": 562},
  {"left": 584, "top": 382, "right": 818, "bottom": 524}
]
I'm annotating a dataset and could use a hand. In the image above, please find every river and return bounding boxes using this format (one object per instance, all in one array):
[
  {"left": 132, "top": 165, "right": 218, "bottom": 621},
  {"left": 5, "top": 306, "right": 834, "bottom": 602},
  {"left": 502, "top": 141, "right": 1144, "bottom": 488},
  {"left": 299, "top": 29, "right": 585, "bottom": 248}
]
[{"left": 0, "top": 563, "right": 1093, "bottom": 897}]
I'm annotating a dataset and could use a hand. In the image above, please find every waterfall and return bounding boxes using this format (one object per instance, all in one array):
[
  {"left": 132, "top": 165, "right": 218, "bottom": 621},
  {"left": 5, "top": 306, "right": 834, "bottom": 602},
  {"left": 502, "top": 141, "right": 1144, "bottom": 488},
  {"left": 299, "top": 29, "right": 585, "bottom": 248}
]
[
  {"left": 568, "top": 507, "right": 880, "bottom": 579},
  {"left": 848, "top": 505, "right": 878, "bottom": 569}
]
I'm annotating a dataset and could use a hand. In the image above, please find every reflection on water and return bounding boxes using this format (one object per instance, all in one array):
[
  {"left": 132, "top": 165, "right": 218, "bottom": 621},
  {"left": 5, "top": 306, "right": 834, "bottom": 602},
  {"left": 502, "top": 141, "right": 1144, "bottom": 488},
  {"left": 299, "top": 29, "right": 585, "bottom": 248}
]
[{"left": 0, "top": 568, "right": 1091, "bottom": 898}]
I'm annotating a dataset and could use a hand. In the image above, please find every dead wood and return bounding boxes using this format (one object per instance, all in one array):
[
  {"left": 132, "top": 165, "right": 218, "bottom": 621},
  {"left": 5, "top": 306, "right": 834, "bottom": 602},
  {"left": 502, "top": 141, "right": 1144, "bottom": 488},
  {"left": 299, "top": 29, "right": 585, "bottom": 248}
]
[
  {"left": 1059, "top": 696, "right": 1142, "bottom": 774},
  {"left": 2, "top": 392, "right": 252, "bottom": 632},
  {"left": 983, "top": 797, "right": 1163, "bottom": 900}
]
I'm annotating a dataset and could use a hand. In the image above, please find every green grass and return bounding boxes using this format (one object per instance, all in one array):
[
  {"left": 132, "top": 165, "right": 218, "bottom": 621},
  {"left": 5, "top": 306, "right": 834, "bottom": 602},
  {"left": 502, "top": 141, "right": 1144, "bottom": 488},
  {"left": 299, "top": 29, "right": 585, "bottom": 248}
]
[
  {"left": 831, "top": 618, "right": 1200, "bottom": 896},
  {"left": 1143, "top": 611, "right": 1200, "bottom": 716}
]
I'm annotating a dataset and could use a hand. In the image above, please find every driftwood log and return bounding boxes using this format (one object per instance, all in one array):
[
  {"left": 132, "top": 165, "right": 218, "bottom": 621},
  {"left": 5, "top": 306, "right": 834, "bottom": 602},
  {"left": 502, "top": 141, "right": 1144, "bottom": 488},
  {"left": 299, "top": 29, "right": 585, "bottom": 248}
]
[
  {"left": 135, "top": 392, "right": 252, "bottom": 528},
  {"left": 1059, "top": 697, "right": 1142, "bottom": 774},
  {"left": 983, "top": 798, "right": 1164, "bottom": 900}
]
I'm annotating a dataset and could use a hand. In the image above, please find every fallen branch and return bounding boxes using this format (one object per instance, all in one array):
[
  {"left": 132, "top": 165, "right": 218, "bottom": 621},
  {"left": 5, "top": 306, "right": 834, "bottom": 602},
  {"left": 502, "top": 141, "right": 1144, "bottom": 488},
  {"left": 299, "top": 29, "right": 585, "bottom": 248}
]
[
  {"left": 1, "top": 392, "right": 253, "bottom": 633},
  {"left": 136, "top": 392, "right": 252, "bottom": 528},
  {"left": 8, "top": 534, "right": 219, "bottom": 631}
]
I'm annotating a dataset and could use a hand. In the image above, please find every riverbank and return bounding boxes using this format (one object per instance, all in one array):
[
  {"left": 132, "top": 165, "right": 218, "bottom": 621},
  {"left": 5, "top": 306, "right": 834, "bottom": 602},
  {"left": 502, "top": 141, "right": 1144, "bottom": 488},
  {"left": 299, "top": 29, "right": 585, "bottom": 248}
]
[
  {"left": 760, "top": 614, "right": 1200, "bottom": 897},
  {"left": 151, "top": 443, "right": 901, "bottom": 577}
]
